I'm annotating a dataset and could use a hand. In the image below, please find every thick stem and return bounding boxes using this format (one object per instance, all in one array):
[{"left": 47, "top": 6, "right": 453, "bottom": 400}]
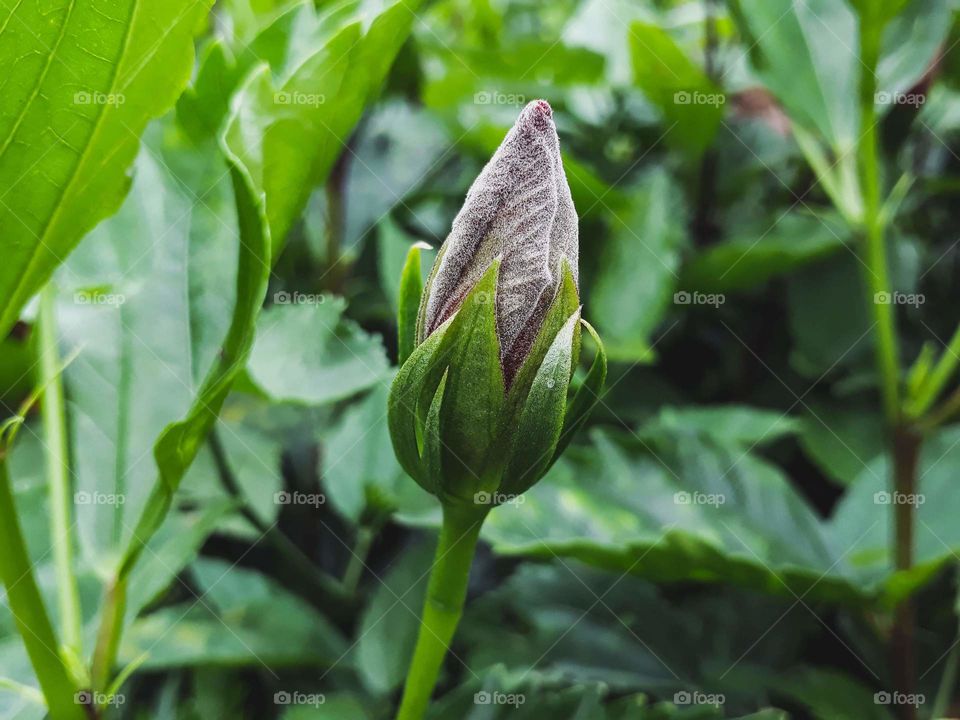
[
  {"left": 395, "top": 504, "right": 487, "bottom": 720},
  {"left": 38, "top": 286, "right": 83, "bottom": 654},
  {"left": 891, "top": 426, "right": 921, "bottom": 720},
  {"left": 856, "top": 16, "right": 916, "bottom": 719},
  {"left": 0, "top": 456, "right": 86, "bottom": 720}
]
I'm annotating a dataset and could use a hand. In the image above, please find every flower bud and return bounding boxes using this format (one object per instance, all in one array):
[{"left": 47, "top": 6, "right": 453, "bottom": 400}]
[
  {"left": 419, "top": 99, "right": 578, "bottom": 382},
  {"left": 389, "top": 100, "right": 605, "bottom": 510}
]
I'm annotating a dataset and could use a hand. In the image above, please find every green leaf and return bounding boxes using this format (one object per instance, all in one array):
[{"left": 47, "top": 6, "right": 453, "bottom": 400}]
[
  {"left": 629, "top": 22, "right": 725, "bottom": 156},
  {"left": 356, "top": 541, "right": 432, "bottom": 695},
  {"left": 591, "top": 170, "right": 683, "bottom": 362},
  {"left": 733, "top": 0, "right": 860, "bottom": 153},
  {"left": 797, "top": 400, "right": 884, "bottom": 486},
  {"left": 829, "top": 425, "right": 960, "bottom": 604},
  {"left": 246, "top": 298, "right": 389, "bottom": 406},
  {"left": 222, "top": 0, "right": 423, "bottom": 253},
  {"left": 479, "top": 428, "right": 863, "bottom": 603},
  {"left": 121, "top": 559, "right": 347, "bottom": 669},
  {"left": 680, "top": 213, "right": 848, "bottom": 293},
  {"left": 398, "top": 244, "right": 425, "bottom": 365},
  {"left": 651, "top": 405, "right": 801, "bottom": 448},
  {"left": 0, "top": 0, "right": 214, "bottom": 338}
]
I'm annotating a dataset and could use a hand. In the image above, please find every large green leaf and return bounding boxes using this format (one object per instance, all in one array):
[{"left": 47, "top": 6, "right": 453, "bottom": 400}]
[
  {"left": 51, "top": 130, "right": 270, "bottom": 577},
  {"left": 680, "top": 214, "right": 848, "bottom": 293},
  {"left": 120, "top": 559, "right": 346, "bottom": 669},
  {"left": 829, "top": 425, "right": 960, "bottom": 604},
  {"left": 246, "top": 299, "right": 390, "bottom": 406},
  {"left": 0, "top": 0, "right": 214, "bottom": 338},
  {"left": 477, "top": 427, "right": 861, "bottom": 603},
  {"left": 629, "top": 22, "right": 725, "bottom": 157},
  {"left": 222, "top": 0, "right": 423, "bottom": 253},
  {"left": 591, "top": 170, "right": 684, "bottom": 362}
]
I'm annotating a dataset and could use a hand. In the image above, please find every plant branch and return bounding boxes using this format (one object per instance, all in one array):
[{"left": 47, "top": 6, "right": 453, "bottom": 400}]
[
  {"left": 0, "top": 453, "right": 85, "bottom": 720},
  {"left": 37, "top": 286, "right": 83, "bottom": 655},
  {"left": 395, "top": 503, "right": 487, "bottom": 720}
]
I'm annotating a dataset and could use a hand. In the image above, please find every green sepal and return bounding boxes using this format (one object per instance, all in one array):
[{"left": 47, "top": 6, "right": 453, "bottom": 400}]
[
  {"left": 548, "top": 318, "right": 607, "bottom": 469},
  {"left": 388, "top": 319, "right": 451, "bottom": 492},
  {"left": 397, "top": 243, "right": 424, "bottom": 365},
  {"left": 500, "top": 309, "right": 581, "bottom": 497},
  {"left": 432, "top": 261, "right": 505, "bottom": 503},
  {"left": 508, "top": 258, "right": 580, "bottom": 401},
  {"left": 415, "top": 241, "right": 448, "bottom": 345},
  {"left": 422, "top": 369, "right": 449, "bottom": 495}
]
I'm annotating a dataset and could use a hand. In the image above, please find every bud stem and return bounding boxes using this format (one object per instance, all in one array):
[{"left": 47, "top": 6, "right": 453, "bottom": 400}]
[{"left": 395, "top": 503, "right": 488, "bottom": 720}]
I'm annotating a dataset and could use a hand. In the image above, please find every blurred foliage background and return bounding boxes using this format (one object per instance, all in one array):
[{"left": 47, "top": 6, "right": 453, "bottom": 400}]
[{"left": 4, "top": 0, "right": 960, "bottom": 718}]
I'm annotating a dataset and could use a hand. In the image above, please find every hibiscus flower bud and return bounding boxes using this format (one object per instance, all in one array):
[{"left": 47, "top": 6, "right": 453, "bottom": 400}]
[
  {"left": 419, "top": 99, "right": 579, "bottom": 382},
  {"left": 388, "top": 100, "right": 606, "bottom": 509}
]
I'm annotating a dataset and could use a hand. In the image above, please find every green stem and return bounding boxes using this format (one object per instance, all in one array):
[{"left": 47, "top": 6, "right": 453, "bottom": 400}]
[
  {"left": 0, "top": 455, "right": 85, "bottom": 720},
  {"left": 857, "top": 14, "right": 916, "bottom": 720},
  {"left": 37, "top": 286, "right": 83, "bottom": 654},
  {"left": 395, "top": 504, "right": 487, "bottom": 720},
  {"left": 90, "top": 576, "right": 126, "bottom": 694},
  {"left": 343, "top": 525, "right": 375, "bottom": 595}
]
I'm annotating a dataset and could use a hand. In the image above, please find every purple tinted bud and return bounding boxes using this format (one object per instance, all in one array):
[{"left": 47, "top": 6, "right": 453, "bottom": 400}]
[{"left": 421, "top": 99, "right": 579, "bottom": 381}]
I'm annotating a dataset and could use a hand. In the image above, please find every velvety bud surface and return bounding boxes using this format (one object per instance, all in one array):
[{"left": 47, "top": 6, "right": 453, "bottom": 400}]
[{"left": 421, "top": 99, "right": 579, "bottom": 381}]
